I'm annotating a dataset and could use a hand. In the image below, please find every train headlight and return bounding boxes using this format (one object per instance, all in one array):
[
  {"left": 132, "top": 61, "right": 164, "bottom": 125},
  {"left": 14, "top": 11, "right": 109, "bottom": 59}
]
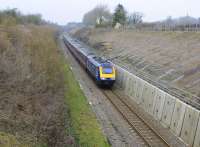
[{"left": 100, "top": 77, "right": 115, "bottom": 80}]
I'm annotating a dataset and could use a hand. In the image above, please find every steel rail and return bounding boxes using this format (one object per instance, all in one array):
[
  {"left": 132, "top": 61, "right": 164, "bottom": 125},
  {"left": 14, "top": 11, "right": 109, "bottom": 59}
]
[{"left": 103, "top": 90, "right": 170, "bottom": 147}]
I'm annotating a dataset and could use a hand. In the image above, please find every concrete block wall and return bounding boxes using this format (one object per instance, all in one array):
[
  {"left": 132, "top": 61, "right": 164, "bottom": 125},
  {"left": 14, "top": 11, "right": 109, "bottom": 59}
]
[{"left": 114, "top": 64, "right": 200, "bottom": 147}]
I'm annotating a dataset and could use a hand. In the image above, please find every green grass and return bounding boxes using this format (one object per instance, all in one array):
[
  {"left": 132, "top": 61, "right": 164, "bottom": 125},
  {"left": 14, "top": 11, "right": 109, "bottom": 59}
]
[
  {"left": 0, "top": 20, "right": 110, "bottom": 146},
  {"left": 0, "top": 131, "right": 48, "bottom": 147},
  {"left": 0, "top": 132, "right": 30, "bottom": 147},
  {"left": 63, "top": 61, "right": 110, "bottom": 147}
]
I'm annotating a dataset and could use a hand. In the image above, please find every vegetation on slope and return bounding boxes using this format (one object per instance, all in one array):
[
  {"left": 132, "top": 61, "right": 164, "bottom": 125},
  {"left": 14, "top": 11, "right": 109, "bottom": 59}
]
[
  {"left": 0, "top": 24, "right": 69, "bottom": 146},
  {"left": 0, "top": 9, "right": 110, "bottom": 147},
  {"left": 63, "top": 61, "right": 110, "bottom": 147},
  {"left": 0, "top": 8, "right": 44, "bottom": 26}
]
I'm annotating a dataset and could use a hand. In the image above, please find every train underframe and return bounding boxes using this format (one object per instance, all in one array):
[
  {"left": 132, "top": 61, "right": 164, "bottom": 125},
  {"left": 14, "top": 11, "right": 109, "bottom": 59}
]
[{"left": 96, "top": 79, "right": 115, "bottom": 88}]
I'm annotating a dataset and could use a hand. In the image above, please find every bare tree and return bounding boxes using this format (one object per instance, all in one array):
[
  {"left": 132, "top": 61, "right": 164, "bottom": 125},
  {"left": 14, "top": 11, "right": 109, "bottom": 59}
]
[
  {"left": 165, "top": 16, "right": 173, "bottom": 25},
  {"left": 82, "top": 5, "right": 112, "bottom": 26},
  {"left": 128, "top": 12, "right": 143, "bottom": 25}
]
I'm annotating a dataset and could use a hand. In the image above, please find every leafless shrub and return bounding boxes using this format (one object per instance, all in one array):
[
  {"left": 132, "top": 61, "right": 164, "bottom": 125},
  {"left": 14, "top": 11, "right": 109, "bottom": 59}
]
[
  {"left": 83, "top": 5, "right": 112, "bottom": 26},
  {"left": 0, "top": 25, "right": 69, "bottom": 146}
]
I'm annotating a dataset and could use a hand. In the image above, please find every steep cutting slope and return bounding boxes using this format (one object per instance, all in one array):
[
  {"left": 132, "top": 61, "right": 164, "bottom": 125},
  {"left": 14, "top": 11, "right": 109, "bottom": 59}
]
[
  {"left": 72, "top": 28, "right": 200, "bottom": 98},
  {"left": 0, "top": 25, "right": 70, "bottom": 147}
]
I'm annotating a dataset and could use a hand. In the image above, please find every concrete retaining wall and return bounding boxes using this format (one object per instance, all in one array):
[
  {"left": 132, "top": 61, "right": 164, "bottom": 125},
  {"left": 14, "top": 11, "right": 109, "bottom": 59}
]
[{"left": 114, "top": 64, "right": 200, "bottom": 147}]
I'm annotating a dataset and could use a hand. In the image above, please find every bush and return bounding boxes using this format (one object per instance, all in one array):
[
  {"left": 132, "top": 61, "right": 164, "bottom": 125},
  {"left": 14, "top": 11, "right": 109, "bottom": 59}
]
[
  {"left": 0, "top": 24, "right": 67, "bottom": 146},
  {"left": 0, "top": 8, "right": 45, "bottom": 26}
]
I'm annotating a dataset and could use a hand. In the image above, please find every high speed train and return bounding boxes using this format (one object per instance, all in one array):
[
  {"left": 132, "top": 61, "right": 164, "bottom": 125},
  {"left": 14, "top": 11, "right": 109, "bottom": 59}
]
[{"left": 63, "top": 35, "right": 116, "bottom": 87}]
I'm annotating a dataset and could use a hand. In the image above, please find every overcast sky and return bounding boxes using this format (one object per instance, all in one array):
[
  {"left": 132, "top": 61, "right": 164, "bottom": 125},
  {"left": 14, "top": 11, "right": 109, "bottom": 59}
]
[{"left": 0, "top": 0, "right": 199, "bottom": 25}]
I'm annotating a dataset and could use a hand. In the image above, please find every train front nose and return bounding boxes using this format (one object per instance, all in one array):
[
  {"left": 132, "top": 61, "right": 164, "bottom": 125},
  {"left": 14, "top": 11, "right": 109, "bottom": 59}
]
[{"left": 99, "top": 66, "right": 115, "bottom": 86}]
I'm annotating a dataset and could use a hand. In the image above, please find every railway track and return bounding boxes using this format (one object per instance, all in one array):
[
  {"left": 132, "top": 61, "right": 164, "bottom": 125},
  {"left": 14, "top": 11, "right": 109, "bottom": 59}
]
[
  {"left": 62, "top": 35, "right": 185, "bottom": 146},
  {"left": 103, "top": 90, "right": 169, "bottom": 147}
]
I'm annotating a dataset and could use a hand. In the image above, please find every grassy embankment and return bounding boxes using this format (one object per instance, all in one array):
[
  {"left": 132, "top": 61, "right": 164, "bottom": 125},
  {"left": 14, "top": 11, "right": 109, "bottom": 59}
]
[
  {"left": 63, "top": 58, "right": 110, "bottom": 147},
  {"left": 0, "top": 24, "right": 67, "bottom": 147},
  {"left": 0, "top": 9, "right": 109, "bottom": 147}
]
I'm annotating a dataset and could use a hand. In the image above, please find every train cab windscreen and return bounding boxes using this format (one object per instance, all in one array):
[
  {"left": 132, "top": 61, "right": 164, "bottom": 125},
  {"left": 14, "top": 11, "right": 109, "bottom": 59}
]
[{"left": 102, "top": 66, "right": 113, "bottom": 74}]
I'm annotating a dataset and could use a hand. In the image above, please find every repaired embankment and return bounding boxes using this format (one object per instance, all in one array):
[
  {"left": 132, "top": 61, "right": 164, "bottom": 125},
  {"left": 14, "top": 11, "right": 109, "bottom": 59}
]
[
  {"left": 0, "top": 24, "right": 109, "bottom": 146},
  {"left": 72, "top": 28, "right": 200, "bottom": 99}
]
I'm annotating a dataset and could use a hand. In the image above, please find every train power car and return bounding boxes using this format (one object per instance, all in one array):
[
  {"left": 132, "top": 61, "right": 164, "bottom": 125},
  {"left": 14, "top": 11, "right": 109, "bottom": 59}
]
[
  {"left": 87, "top": 56, "right": 115, "bottom": 87},
  {"left": 63, "top": 35, "right": 116, "bottom": 87}
]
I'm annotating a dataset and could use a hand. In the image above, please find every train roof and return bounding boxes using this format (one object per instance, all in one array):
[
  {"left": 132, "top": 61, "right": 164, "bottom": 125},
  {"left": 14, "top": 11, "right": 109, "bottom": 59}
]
[
  {"left": 63, "top": 35, "right": 93, "bottom": 56},
  {"left": 64, "top": 34, "right": 113, "bottom": 67},
  {"left": 89, "top": 56, "right": 112, "bottom": 67}
]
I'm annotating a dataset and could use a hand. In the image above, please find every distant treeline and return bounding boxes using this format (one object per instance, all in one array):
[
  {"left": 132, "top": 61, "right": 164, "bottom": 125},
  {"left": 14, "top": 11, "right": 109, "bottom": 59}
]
[
  {"left": 0, "top": 8, "right": 45, "bottom": 26},
  {"left": 82, "top": 4, "right": 200, "bottom": 31},
  {"left": 82, "top": 4, "right": 143, "bottom": 28},
  {"left": 134, "top": 22, "right": 200, "bottom": 32},
  {"left": 132, "top": 16, "right": 200, "bottom": 32}
]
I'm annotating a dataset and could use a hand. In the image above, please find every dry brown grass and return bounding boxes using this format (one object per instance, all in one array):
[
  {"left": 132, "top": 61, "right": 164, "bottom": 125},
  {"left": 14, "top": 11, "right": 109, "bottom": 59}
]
[
  {"left": 0, "top": 24, "right": 69, "bottom": 146},
  {"left": 0, "top": 25, "right": 63, "bottom": 91}
]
